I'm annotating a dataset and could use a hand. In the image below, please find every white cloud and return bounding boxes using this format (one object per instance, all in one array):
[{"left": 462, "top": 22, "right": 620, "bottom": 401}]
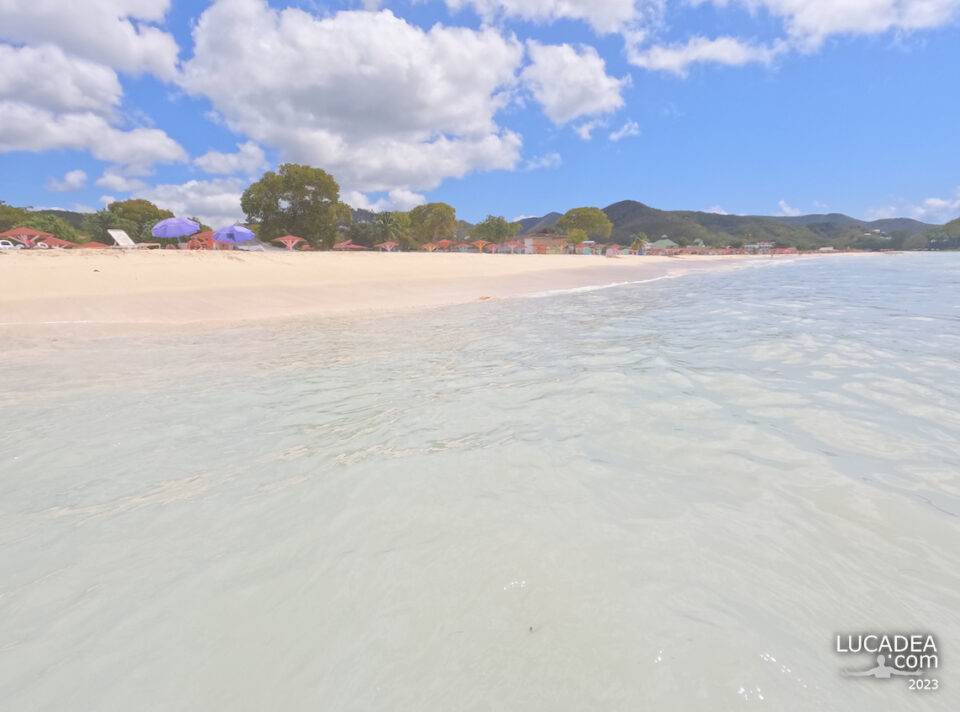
[
  {"left": 0, "top": 44, "right": 122, "bottom": 114},
  {"left": 0, "top": 0, "right": 180, "bottom": 79},
  {"left": 45, "top": 169, "right": 87, "bottom": 192},
  {"left": 181, "top": 2, "right": 524, "bottom": 194},
  {"left": 522, "top": 41, "right": 628, "bottom": 125},
  {"left": 864, "top": 205, "right": 897, "bottom": 220},
  {"left": 95, "top": 167, "right": 149, "bottom": 192},
  {"left": 342, "top": 188, "right": 427, "bottom": 212},
  {"left": 0, "top": 101, "right": 187, "bottom": 173},
  {"left": 709, "top": 0, "right": 960, "bottom": 49},
  {"left": 777, "top": 199, "right": 802, "bottom": 216},
  {"left": 195, "top": 141, "right": 268, "bottom": 176},
  {"left": 444, "top": 0, "right": 652, "bottom": 34},
  {"left": 134, "top": 178, "right": 247, "bottom": 227},
  {"left": 630, "top": 36, "right": 784, "bottom": 76},
  {"left": 609, "top": 120, "right": 641, "bottom": 141},
  {"left": 524, "top": 152, "right": 563, "bottom": 170},
  {"left": 573, "top": 120, "right": 604, "bottom": 140},
  {"left": 99, "top": 195, "right": 117, "bottom": 205},
  {"left": 705, "top": 205, "right": 729, "bottom": 215},
  {"left": 908, "top": 187, "right": 960, "bottom": 223}
]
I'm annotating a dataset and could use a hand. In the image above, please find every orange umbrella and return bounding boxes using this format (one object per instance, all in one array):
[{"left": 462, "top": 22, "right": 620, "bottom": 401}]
[
  {"left": 434, "top": 239, "right": 453, "bottom": 250},
  {"left": 0, "top": 227, "right": 55, "bottom": 247},
  {"left": 272, "top": 235, "right": 305, "bottom": 250},
  {"left": 471, "top": 240, "right": 491, "bottom": 252}
]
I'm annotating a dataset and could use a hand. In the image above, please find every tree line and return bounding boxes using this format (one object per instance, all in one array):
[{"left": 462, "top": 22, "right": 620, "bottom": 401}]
[{"left": 1, "top": 163, "right": 621, "bottom": 250}]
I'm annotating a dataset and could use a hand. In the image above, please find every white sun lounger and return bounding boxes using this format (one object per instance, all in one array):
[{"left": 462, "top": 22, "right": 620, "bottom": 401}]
[{"left": 107, "top": 229, "right": 160, "bottom": 249}]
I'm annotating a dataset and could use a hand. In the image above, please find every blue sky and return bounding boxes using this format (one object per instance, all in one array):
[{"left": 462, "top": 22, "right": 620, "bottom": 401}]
[{"left": 1, "top": 0, "right": 958, "bottom": 226}]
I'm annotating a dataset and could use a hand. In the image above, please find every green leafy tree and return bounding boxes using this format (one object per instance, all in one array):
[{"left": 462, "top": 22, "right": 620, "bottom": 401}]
[
  {"left": 188, "top": 217, "right": 212, "bottom": 232},
  {"left": 630, "top": 232, "right": 649, "bottom": 251},
  {"left": 241, "top": 164, "right": 352, "bottom": 248},
  {"left": 0, "top": 200, "right": 29, "bottom": 232},
  {"left": 903, "top": 234, "right": 928, "bottom": 250},
  {"left": 470, "top": 215, "right": 512, "bottom": 243},
  {"left": 106, "top": 199, "right": 173, "bottom": 242},
  {"left": 346, "top": 221, "right": 378, "bottom": 247},
  {"left": 556, "top": 207, "right": 613, "bottom": 240},
  {"left": 509, "top": 221, "right": 523, "bottom": 237},
  {"left": 566, "top": 228, "right": 588, "bottom": 245},
  {"left": 81, "top": 210, "right": 140, "bottom": 244},
  {"left": 408, "top": 202, "right": 456, "bottom": 244},
  {"left": 24, "top": 213, "right": 80, "bottom": 242}
]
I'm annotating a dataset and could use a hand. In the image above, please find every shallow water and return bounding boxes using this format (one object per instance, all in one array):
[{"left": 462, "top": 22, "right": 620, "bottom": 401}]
[{"left": 2, "top": 254, "right": 959, "bottom": 710}]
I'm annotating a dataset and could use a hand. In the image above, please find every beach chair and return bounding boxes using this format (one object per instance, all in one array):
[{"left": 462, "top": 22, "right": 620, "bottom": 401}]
[{"left": 107, "top": 229, "right": 160, "bottom": 249}]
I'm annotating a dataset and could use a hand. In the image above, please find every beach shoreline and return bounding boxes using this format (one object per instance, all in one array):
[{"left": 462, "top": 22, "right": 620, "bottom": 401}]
[{"left": 0, "top": 250, "right": 832, "bottom": 332}]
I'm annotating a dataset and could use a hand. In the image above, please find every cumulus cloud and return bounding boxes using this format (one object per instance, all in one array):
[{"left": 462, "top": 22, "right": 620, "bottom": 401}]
[
  {"left": 0, "top": 0, "right": 180, "bottom": 79},
  {"left": 444, "top": 0, "right": 651, "bottom": 34},
  {"left": 46, "top": 168, "right": 87, "bottom": 193},
  {"left": 639, "top": 1, "right": 960, "bottom": 73},
  {"left": 908, "top": 187, "right": 960, "bottom": 223},
  {"left": 134, "top": 178, "right": 248, "bottom": 227},
  {"left": 95, "top": 167, "right": 149, "bottom": 193},
  {"left": 524, "top": 152, "right": 563, "bottom": 170},
  {"left": 342, "top": 188, "right": 427, "bottom": 212},
  {"left": 0, "top": 44, "right": 122, "bottom": 114},
  {"left": 0, "top": 101, "right": 187, "bottom": 173},
  {"left": 705, "top": 205, "right": 729, "bottom": 215},
  {"left": 708, "top": 0, "right": 960, "bottom": 49},
  {"left": 195, "top": 141, "right": 268, "bottom": 176},
  {"left": 573, "top": 119, "right": 604, "bottom": 140},
  {"left": 45, "top": 169, "right": 87, "bottom": 192},
  {"left": 776, "top": 199, "right": 802, "bottom": 216},
  {"left": 181, "top": 1, "right": 524, "bottom": 194},
  {"left": 522, "top": 41, "right": 628, "bottom": 125},
  {"left": 630, "top": 36, "right": 784, "bottom": 76},
  {"left": 609, "top": 120, "right": 641, "bottom": 141}
]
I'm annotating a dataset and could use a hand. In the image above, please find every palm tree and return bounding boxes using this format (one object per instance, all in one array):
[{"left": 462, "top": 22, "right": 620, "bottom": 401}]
[{"left": 630, "top": 232, "right": 649, "bottom": 252}]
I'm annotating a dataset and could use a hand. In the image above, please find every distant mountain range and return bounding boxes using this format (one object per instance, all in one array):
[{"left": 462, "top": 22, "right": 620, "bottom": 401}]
[{"left": 519, "top": 201, "right": 934, "bottom": 249}]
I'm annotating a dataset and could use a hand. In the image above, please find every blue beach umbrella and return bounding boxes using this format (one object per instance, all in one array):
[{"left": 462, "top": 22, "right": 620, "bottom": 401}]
[
  {"left": 151, "top": 217, "right": 200, "bottom": 239},
  {"left": 211, "top": 225, "right": 256, "bottom": 244}
]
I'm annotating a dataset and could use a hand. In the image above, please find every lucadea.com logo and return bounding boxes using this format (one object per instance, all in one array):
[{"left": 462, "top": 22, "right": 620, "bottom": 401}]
[{"left": 836, "top": 633, "right": 939, "bottom": 691}]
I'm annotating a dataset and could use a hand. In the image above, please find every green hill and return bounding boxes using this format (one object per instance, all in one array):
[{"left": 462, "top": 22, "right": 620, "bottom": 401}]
[{"left": 571, "top": 201, "right": 937, "bottom": 249}]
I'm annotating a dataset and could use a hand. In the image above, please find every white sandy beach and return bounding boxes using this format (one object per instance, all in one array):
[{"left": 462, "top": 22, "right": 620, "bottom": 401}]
[{"left": 0, "top": 250, "right": 790, "bottom": 328}]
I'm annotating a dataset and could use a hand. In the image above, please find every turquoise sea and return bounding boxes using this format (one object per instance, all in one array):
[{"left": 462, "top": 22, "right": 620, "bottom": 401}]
[{"left": 2, "top": 254, "right": 959, "bottom": 710}]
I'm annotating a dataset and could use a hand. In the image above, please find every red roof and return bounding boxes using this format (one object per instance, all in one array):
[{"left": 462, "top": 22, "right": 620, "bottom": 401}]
[{"left": 0, "top": 227, "right": 54, "bottom": 239}]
